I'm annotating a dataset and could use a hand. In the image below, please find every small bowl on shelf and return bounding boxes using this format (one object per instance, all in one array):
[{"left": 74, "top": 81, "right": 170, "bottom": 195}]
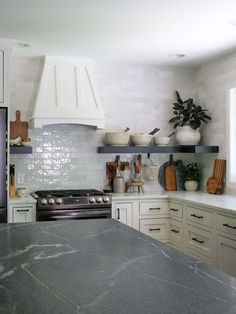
[
  {"left": 130, "top": 133, "right": 152, "bottom": 146},
  {"left": 153, "top": 136, "right": 170, "bottom": 146},
  {"left": 21, "top": 141, "right": 31, "bottom": 147},
  {"left": 10, "top": 136, "right": 21, "bottom": 146},
  {"left": 104, "top": 132, "right": 130, "bottom": 146}
]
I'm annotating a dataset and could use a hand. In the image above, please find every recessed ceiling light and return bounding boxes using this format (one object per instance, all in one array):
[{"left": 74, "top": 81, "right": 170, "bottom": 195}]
[
  {"left": 168, "top": 53, "right": 186, "bottom": 58},
  {"left": 13, "top": 42, "right": 30, "bottom": 48},
  {"left": 227, "top": 20, "right": 236, "bottom": 26}
]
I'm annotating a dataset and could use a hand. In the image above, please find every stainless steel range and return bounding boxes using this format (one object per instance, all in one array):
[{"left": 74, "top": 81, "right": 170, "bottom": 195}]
[{"left": 32, "top": 189, "right": 112, "bottom": 221}]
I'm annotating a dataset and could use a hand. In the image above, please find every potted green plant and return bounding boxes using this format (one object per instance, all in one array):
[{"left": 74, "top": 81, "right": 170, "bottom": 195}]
[
  {"left": 184, "top": 163, "right": 201, "bottom": 191},
  {"left": 169, "top": 91, "right": 211, "bottom": 145}
]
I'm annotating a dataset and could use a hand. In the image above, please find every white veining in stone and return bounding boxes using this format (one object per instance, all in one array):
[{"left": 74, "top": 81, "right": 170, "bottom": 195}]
[
  {"left": 21, "top": 262, "right": 81, "bottom": 313},
  {"left": 142, "top": 273, "right": 229, "bottom": 303}
]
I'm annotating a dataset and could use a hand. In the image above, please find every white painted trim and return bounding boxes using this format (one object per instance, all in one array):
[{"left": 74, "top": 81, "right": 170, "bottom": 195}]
[{"left": 226, "top": 85, "right": 236, "bottom": 193}]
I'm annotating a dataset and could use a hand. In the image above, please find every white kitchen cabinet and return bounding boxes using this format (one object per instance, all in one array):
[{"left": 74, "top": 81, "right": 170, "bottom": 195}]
[
  {"left": 185, "top": 205, "right": 213, "bottom": 229},
  {"left": 170, "top": 219, "right": 183, "bottom": 250},
  {"left": 217, "top": 235, "right": 236, "bottom": 277},
  {"left": 139, "top": 200, "right": 169, "bottom": 216},
  {"left": 169, "top": 201, "right": 183, "bottom": 220},
  {"left": 113, "top": 202, "right": 133, "bottom": 227},
  {"left": 184, "top": 224, "right": 213, "bottom": 260},
  {"left": 140, "top": 218, "right": 169, "bottom": 242},
  {"left": 8, "top": 196, "right": 37, "bottom": 223},
  {"left": 0, "top": 51, "right": 4, "bottom": 103},
  {"left": 12, "top": 206, "right": 35, "bottom": 223}
]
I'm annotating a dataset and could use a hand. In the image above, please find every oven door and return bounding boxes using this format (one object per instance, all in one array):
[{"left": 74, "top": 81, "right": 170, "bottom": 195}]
[{"left": 37, "top": 207, "right": 111, "bottom": 221}]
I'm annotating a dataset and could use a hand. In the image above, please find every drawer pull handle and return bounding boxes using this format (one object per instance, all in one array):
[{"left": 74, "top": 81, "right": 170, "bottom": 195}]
[
  {"left": 117, "top": 208, "right": 120, "bottom": 220},
  {"left": 171, "top": 229, "right": 180, "bottom": 234},
  {"left": 16, "top": 209, "right": 29, "bottom": 212},
  {"left": 170, "top": 208, "right": 178, "bottom": 212},
  {"left": 149, "top": 228, "right": 160, "bottom": 231},
  {"left": 192, "top": 237, "right": 204, "bottom": 244},
  {"left": 223, "top": 223, "right": 236, "bottom": 230},
  {"left": 191, "top": 214, "right": 203, "bottom": 219},
  {"left": 149, "top": 207, "right": 161, "bottom": 210}
]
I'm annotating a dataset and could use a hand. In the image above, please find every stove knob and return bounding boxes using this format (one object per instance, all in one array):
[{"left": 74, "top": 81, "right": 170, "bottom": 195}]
[
  {"left": 48, "top": 198, "right": 55, "bottom": 205},
  {"left": 96, "top": 197, "right": 103, "bottom": 203},
  {"left": 103, "top": 196, "right": 110, "bottom": 203},
  {"left": 89, "top": 197, "right": 96, "bottom": 204},
  {"left": 55, "top": 198, "right": 62, "bottom": 204},
  {"left": 41, "top": 199, "right": 47, "bottom": 205}
]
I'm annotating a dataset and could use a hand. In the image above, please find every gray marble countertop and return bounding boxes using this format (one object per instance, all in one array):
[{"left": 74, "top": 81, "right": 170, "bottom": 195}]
[{"left": 1, "top": 219, "right": 236, "bottom": 314}]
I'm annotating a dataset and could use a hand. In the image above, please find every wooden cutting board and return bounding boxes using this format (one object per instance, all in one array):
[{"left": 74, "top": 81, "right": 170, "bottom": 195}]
[
  {"left": 10, "top": 110, "right": 29, "bottom": 140},
  {"left": 206, "top": 159, "right": 226, "bottom": 194},
  {"left": 165, "top": 154, "right": 177, "bottom": 191}
]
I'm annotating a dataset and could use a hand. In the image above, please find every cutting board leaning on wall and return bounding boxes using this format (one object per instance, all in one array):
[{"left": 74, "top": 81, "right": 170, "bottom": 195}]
[{"left": 10, "top": 110, "right": 28, "bottom": 141}]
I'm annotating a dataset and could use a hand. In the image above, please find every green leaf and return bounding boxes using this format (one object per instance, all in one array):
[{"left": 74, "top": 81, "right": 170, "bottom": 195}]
[{"left": 176, "top": 91, "right": 183, "bottom": 104}]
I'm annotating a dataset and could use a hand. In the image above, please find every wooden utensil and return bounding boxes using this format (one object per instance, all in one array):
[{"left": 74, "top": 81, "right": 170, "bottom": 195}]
[
  {"left": 10, "top": 110, "right": 29, "bottom": 140},
  {"left": 149, "top": 128, "right": 160, "bottom": 135},
  {"left": 168, "top": 132, "right": 175, "bottom": 137},
  {"left": 165, "top": 154, "right": 177, "bottom": 191}
]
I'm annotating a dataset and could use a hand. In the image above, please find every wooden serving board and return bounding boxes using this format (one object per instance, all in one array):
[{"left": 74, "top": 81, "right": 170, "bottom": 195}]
[
  {"left": 165, "top": 154, "right": 177, "bottom": 191},
  {"left": 10, "top": 110, "right": 29, "bottom": 140}
]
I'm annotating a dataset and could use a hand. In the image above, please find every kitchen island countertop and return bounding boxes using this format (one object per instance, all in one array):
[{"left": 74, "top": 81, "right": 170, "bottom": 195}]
[{"left": 1, "top": 219, "right": 236, "bottom": 314}]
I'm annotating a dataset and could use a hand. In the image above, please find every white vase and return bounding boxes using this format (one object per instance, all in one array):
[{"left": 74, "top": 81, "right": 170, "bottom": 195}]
[
  {"left": 184, "top": 181, "right": 198, "bottom": 191},
  {"left": 176, "top": 126, "right": 201, "bottom": 145}
]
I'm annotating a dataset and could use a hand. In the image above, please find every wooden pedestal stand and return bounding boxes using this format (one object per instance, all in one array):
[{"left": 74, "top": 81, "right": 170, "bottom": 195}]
[{"left": 126, "top": 181, "right": 144, "bottom": 193}]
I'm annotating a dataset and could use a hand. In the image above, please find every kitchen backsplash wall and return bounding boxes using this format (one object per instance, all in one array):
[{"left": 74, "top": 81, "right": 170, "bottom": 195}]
[{"left": 10, "top": 57, "right": 197, "bottom": 192}]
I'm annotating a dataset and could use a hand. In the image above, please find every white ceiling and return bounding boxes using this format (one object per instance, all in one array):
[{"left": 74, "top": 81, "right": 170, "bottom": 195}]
[{"left": 1, "top": 0, "right": 236, "bottom": 65}]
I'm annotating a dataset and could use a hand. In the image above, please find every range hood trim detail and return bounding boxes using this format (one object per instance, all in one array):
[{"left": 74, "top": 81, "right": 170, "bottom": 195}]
[{"left": 30, "top": 56, "right": 105, "bottom": 129}]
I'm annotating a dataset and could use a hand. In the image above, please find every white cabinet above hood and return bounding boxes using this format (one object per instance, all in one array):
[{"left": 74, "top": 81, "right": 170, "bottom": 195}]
[{"left": 30, "top": 57, "right": 105, "bottom": 129}]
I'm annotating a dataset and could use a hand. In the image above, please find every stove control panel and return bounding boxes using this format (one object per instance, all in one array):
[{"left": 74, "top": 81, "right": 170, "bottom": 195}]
[{"left": 38, "top": 194, "right": 111, "bottom": 209}]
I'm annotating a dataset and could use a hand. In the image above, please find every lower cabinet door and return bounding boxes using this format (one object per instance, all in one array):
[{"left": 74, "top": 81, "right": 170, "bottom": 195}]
[
  {"left": 185, "top": 224, "right": 213, "bottom": 259},
  {"left": 217, "top": 235, "right": 236, "bottom": 277},
  {"left": 170, "top": 219, "right": 183, "bottom": 247},
  {"left": 139, "top": 218, "right": 169, "bottom": 241},
  {"left": 114, "top": 203, "right": 133, "bottom": 227},
  {"left": 12, "top": 206, "right": 34, "bottom": 223}
]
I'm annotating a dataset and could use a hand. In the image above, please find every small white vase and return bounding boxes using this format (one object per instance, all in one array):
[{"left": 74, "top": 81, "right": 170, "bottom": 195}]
[
  {"left": 184, "top": 181, "right": 198, "bottom": 191},
  {"left": 176, "top": 126, "right": 201, "bottom": 145}
]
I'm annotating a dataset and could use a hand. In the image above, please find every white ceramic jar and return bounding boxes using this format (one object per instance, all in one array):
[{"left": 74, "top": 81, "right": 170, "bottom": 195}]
[
  {"left": 184, "top": 181, "right": 198, "bottom": 191},
  {"left": 176, "top": 126, "right": 201, "bottom": 145}
]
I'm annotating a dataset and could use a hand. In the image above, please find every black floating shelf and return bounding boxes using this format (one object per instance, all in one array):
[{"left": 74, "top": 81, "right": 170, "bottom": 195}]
[
  {"left": 10, "top": 146, "right": 33, "bottom": 154},
  {"left": 97, "top": 145, "right": 219, "bottom": 154}
]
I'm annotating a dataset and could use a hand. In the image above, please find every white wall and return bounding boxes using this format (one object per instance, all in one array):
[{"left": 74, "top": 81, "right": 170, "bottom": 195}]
[
  {"left": 196, "top": 52, "right": 236, "bottom": 194},
  {"left": 9, "top": 57, "right": 197, "bottom": 193}
]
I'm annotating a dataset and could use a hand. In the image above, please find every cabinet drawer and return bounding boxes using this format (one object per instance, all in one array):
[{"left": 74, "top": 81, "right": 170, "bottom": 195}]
[
  {"left": 139, "top": 218, "right": 169, "bottom": 241},
  {"left": 169, "top": 202, "right": 183, "bottom": 219},
  {"left": 185, "top": 206, "right": 213, "bottom": 229},
  {"left": 139, "top": 201, "right": 168, "bottom": 216},
  {"left": 170, "top": 219, "right": 183, "bottom": 244},
  {"left": 12, "top": 206, "right": 34, "bottom": 223},
  {"left": 217, "top": 215, "right": 236, "bottom": 237},
  {"left": 185, "top": 224, "right": 213, "bottom": 258}
]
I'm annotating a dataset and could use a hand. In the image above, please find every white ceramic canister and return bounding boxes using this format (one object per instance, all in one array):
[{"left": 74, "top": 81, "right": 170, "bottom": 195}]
[{"left": 113, "top": 176, "right": 126, "bottom": 193}]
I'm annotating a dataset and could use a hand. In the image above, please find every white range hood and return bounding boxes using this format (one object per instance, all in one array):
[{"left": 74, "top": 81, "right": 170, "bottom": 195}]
[{"left": 30, "top": 56, "right": 105, "bottom": 129}]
